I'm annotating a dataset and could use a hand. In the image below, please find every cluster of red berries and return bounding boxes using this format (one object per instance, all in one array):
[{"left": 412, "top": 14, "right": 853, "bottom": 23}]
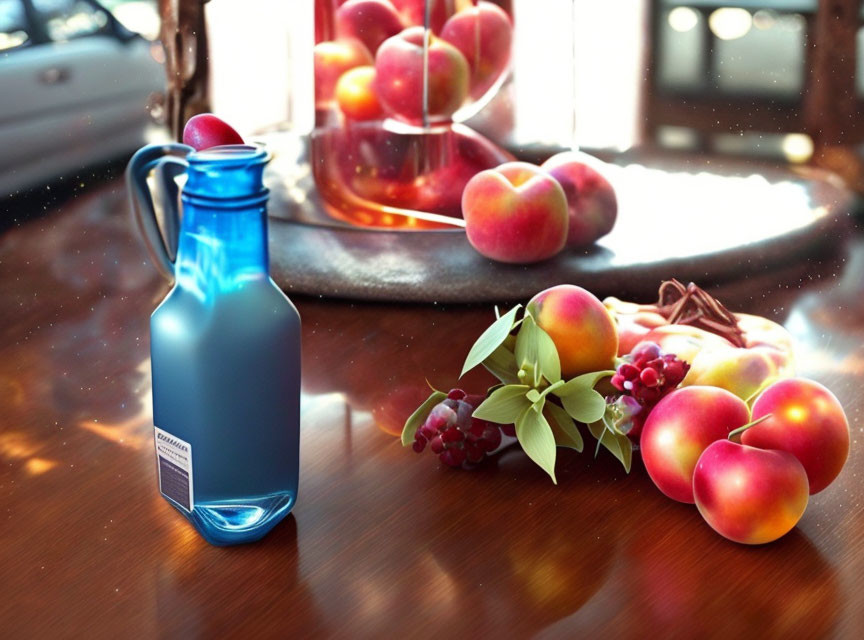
[
  {"left": 412, "top": 389, "right": 504, "bottom": 467},
  {"left": 610, "top": 342, "right": 690, "bottom": 438}
]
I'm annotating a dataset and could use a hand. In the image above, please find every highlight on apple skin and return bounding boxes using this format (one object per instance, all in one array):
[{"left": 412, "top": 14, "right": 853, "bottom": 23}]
[
  {"left": 693, "top": 439, "right": 809, "bottom": 545},
  {"left": 541, "top": 152, "right": 618, "bottom": 248},
  {"left": 745, "top": 378, "right": 850, "bottom": 494},
  {"left": 461, "top": 162, "right": 568, "bottom": 264},
  {"left": 640, "top": 386, "right": 750, "bottom": 504},
  {"left": 527, "top": 284, "right": 619, "bottom": 377},
  {"left": 374, "top": 26, "right": 470, "bottom": 124},
  {"left": 440, "top": 1, "right": 513, "bottom": 99}
]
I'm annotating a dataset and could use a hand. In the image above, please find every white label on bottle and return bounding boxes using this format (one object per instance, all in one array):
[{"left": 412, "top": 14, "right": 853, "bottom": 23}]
[{"left": 154, "top": 427, "right": 194, "bottom": 512}]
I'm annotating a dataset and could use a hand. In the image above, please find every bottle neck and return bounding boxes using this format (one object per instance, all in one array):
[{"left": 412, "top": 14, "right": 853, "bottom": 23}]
[{"left": 174, "top": 199, "right": 269, "bottom": 297}]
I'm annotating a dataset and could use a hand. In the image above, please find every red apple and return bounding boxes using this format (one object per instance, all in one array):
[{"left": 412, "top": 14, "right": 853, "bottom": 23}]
[
  {"left": 640, "top": 386, "right": 750, "bottom": 503},
  {"left": 314, "top": 38, "right": 374, "bottom": 105},
  {"left": 182, "top": 114, "right": 243, "bottom": 151},
  {"left": 541, "top": 152, "right": 618, "bottom": 247},
  {"left": 375, "top": 26, "right": 470, "bottom": 124},
  {"left": 745, "top": 378, "right": 850, "bottom": 494},
  {"left": 440, "top": 1, "right": 512, "bottom": 98},
  {"left": 461, "top": 162, "right": 568, "bottom": 264},
  {"left": 694, "top": 439, "right": 809, "bottom": 544},
  {"left": 335, "top": 65, "right": 384, "bottom": 120},
  {"left": 335, "top": 0, "right": 404, "bottom": 55},
  {"left": 390, "top": 0, "right": 455, "bottom": 33}
]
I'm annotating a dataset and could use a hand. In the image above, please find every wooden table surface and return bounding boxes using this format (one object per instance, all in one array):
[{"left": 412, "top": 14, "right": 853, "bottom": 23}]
[{"left": 1, "top": 176, "right": 863, "bottom": 639}]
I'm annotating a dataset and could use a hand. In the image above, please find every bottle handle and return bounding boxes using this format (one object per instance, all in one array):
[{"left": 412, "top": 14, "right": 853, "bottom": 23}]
[{"left": 126, "top": 143, "right": 193, "bottom": 281}]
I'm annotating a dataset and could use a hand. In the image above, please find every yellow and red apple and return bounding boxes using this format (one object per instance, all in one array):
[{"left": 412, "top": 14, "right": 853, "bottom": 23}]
[
  {"left": 640, "top": 386, "right": 750, "bottom": 503},
  {"left": 374, "top": 26, "right": 470, "bottom": 124},
  {"left": 440, "top": 1, "right": 512, "bottom": 98},
  {"left": 391, "top": 0, "right": 455, "bottom": 33},
  {"left": 745, "top": 378, "right": 849, "bottom": 494},
  {"left": 335, "top": 65, "right": 384, "bottom": 121},
  {"left": 335, "top": 0, "right": 404, "bottom": 55},
  {"left": 462, "top": 162, "right": 568, "bottom": 264},
  {"left": 314, "top": 38, "right": 374, "bottom": 106},
  {"left": 693, "top": 439, "right": 809, "bottom": 544}
]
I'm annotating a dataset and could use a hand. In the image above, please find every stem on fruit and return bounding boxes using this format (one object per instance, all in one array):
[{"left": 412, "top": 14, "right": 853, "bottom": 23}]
[{"left": 727, "top": 414, "right": 772, "bottom": 440}]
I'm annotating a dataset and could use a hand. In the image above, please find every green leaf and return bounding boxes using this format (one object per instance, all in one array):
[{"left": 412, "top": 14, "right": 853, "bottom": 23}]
[
  {"left": 599, "top": 429, "right": 633, "bottom": 473},
  {"left": 472, "top": 385, "right": 531, "bottom": 424},
  {"left": 514, "top": 316, "right": 561, "bottom": 385},
  {"left": 554, "top": 370, "right": 616, "bottom": 398},
  {"left": 482, "top": 344, "right": 521, "bottom": 385},
  {"left": 560, "top": 388, "right": 608, "bottom": 424},
  {"left": 588, "top": 413, "right": 632, "bottom": 472},
  {"left": 545, "top": 402, "right": 583, "bottom": 451},
  {"left": 461, "top": 305, "right": 522, "bottom": 378},
  {"left": 515, "top": 406, "right": 558, "bottom": 483},
  {"left": 401, "top": 390, "right": 447, "bottom": 446}
]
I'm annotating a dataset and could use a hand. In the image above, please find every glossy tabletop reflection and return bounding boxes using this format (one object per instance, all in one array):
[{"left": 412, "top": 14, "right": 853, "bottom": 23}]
[{"left": 1, "top": 178, "right": 863, "bottom": 638}]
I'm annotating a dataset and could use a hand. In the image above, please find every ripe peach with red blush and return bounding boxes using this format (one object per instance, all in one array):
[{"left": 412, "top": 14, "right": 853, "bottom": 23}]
[
  {"left": 375, "top": 27, "right": 469, "bottom": 124},
  {"left": 640, "top": 386, "right": 750, "bottom": 503},
  {"left": 461, "top": 162, "right": 568, "bottom": 264},
  {"left": 314, "top": 38, "right": 374, "bottom": 105},
  {"left": 541, "top": 152, "right": 618, "bottom": 248},
  {"left": 440, "top": 1, "right": 512, "bottom": 98},
  {"left": 745, "top": 378, "right": 849, "bottom": 494},
  {"left": 694, "top": 439, "right": 809, "bottom": 544},
  {"left": 335, "top": 66, "right": 384, "bottom": 121},
  {"left": 527, "top": 284, "right": 619, "bottom": 377},
  {"left": 335, "top": 0, "right": 404, "bottom": 54}
]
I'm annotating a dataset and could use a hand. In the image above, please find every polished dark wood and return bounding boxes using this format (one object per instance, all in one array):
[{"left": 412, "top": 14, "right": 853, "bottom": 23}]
[{"left": 1, "top": 179, "right": 862, "bottom": 638}]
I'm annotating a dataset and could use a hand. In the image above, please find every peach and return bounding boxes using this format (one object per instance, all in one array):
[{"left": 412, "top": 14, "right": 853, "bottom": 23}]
[
  {"left": 335, "top": 65, "right": 384, "bottom": 120},
  {"left": 746, "top": 378, "right": 849, "bottom": 494},
  {"left": 375, "top": 26, "right": 469, "bottom": 124},
  {"left": 335, "top": 0, "right": 404, "bottom": 55},
  {"left": 694, "top": 439, "right": 809, "bottom": 544},
  {"left": 314, "top": 38, "right": 374, "bottom": 105},
  {"left": 640, "top": 386, "right": 750, "bottom": 503},
  {"left": 440, "top": 1, "right": 512, "bottom": 98},
  {"left": 462, "top": 162, "right": 568, "bottom": 264},
  {"left": 391, "top": 0, "right": 455, "bottom": 33},
  {"left": 541, "top": 152, "right": 618, "bottom": 247},
  {"left": 527, "top": 284, "right": 619, "bottom": 377},
  {"left": 182, "top": 114, "right": 243, "bottom": 151}
]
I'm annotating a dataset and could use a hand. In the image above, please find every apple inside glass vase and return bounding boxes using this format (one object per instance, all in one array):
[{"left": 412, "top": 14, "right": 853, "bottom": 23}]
[{"left": 313, "top": 0, "right": 515, "bottom": 229}]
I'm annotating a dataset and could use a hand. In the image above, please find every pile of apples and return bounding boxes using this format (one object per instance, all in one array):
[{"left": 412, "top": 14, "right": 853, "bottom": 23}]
[
  {"left": 640, "top": 379, "right": 848, "bottom": 544},
  {"left": 314, "top": 0, "right": 513, "bottom": 124},
  {"left": 605, "top": 283, "right": 850, "bottom": 544}
]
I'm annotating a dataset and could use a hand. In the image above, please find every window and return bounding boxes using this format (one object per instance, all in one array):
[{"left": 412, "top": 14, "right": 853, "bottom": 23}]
[
  {"left": 0, "top": 0, "right": 30, "bottom": 52},
  {"left": 32, "top": 0, "right": 110, "bottom": 43}
]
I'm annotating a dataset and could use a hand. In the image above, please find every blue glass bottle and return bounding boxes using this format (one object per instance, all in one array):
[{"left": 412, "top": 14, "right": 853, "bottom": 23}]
[{"left": 127, "top": 143, "right": 300, "bottom": 545}]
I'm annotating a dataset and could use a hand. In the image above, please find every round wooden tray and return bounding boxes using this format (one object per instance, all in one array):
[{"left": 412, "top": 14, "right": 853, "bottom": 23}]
[{"left": 263, "top": 133, "right": 856, "bottom": 303}]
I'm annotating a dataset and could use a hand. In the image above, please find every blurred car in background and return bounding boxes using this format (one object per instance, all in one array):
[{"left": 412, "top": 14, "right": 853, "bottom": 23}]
[{"left": 0, "top": 0, "right": 163, "bottom": 197}]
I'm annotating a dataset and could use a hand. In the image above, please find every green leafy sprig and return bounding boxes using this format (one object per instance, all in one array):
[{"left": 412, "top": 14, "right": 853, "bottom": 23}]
[{"left": 402, "top": 304, "right": 631, "bottom": 483}]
